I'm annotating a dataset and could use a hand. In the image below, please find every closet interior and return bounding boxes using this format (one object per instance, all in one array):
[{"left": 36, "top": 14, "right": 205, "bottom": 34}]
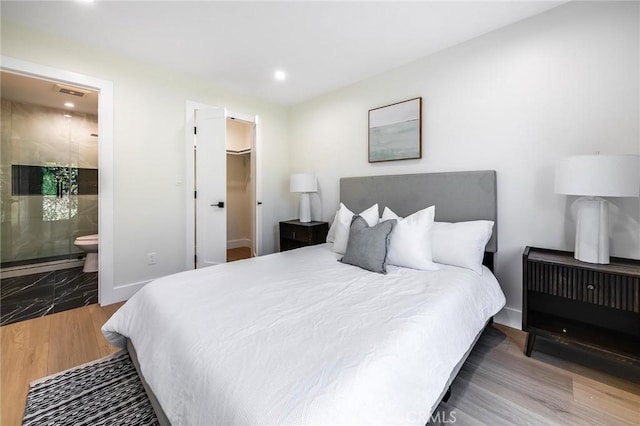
[{"left": 226, "top": 118, "right": 254, "bottom": 261}]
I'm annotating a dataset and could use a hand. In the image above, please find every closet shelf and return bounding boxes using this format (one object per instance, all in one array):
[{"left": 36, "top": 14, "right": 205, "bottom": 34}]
[{"left": 226, "top": 149, "right": 251, "bottom": 156}]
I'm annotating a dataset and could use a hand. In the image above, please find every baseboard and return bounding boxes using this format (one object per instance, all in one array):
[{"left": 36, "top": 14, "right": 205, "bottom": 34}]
[
  {"left": 227, "top": 239, "right": 252, "bottom": 249},
  {"left": 494, "top": 306, "right": 522, "bottom": 330},
  {"left": 100, "top": 240, "right": 250, "bottom": 306}
]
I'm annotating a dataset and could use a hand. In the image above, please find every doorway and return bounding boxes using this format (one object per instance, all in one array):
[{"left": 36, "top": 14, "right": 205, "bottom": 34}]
[
  {"left": 226, "top": 118, "right": 255, "bottom": 262},
  {"left": 0, "top": 71, "right": 99, "bottom": 325},
  {"left": 184, "top": 101, "right": 262, "bottom": 270},
  {"left": 0, "top": 56, "right": 115, "bottom": 305}
]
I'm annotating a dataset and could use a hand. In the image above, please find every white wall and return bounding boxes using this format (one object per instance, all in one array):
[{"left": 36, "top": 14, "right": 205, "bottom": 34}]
[
  {"left": 1, "top": 22, "right": 294, "bottom": 301},
  {"left": 227, "top": 119, "right": 253, "bottom": 152},
  {"left": 289, "top": 1, "right": 640, "bottom": 328}
]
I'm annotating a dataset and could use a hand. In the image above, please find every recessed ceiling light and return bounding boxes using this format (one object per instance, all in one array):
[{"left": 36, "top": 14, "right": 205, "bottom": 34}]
[
  {"left": 64, "top": 102, "right": 75, "bottom": 108},
  {"left": 274, "top": 70, "right": 286, "bottom": 81},
  {"left": 64, "top": 113, "right": 72, "bottom": 118}
]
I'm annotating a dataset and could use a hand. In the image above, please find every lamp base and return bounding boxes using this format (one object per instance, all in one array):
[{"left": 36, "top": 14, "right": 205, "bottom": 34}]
[
  {"left": 574, "top": 197, "right": 609, "bottom": 264},
  {"left": 299, "top": 192, "right": 311, "bottom": 223}
]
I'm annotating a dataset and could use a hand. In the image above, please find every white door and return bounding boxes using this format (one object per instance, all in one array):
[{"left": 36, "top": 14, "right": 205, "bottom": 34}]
[{"left": 195, "top": 107, "right": 227, "bottom": 268}]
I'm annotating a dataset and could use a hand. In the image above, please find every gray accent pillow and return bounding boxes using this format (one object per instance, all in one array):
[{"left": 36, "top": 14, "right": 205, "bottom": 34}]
[{"left": 340, "top": 215, "right": 397, "bottom": 274}]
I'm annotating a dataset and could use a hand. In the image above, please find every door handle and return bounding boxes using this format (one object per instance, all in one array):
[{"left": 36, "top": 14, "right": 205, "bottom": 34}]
[{"left": 211, "top": 201, "right": 225, "bottom": 208}]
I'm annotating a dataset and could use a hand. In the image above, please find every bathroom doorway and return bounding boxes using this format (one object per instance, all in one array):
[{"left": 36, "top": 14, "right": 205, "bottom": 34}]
[
  {"left": 1, "top": 56, "right": 115, "bottom": 319},
  {"left": 0, "top": 71, "right": 99, "bottom": 325}
]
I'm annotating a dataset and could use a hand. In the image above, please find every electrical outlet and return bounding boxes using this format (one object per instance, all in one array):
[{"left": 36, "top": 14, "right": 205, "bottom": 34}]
[{"left": 147, "top": 252, "right": 157, "bottom": 265}]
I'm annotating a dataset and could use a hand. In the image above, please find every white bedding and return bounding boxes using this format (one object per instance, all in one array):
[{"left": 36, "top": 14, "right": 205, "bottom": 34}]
[{"left": 102, "top": 243, "right": 505, "bottom": 425}]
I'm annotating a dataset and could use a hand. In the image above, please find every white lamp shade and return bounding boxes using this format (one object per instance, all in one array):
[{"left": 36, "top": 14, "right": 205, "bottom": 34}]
[
  {"left": 554, "top": 155, "right": 640, "bottom": 197},
  {"left": 290, "top": 173, "right": 317, "bottom": 193}
]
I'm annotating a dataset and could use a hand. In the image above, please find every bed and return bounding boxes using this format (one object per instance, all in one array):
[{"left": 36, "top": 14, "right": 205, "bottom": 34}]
[{"left": 102, "top": 170, "right": 505, "bottom": 425}]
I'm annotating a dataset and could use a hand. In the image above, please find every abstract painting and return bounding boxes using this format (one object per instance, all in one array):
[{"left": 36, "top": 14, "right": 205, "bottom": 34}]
[{"left": 368, "top": 97, "right": 422, "bottom": 162}]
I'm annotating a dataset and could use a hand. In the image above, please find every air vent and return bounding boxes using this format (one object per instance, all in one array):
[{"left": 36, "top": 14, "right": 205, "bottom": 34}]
[{"left": 54, "top": 83, "right": 92, "bottom": 97}]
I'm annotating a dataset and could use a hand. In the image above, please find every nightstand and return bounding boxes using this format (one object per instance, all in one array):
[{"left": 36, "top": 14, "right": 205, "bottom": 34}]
[
  {"left": 279, "top": 220, "right": 329, "bottom": 252},
  {"left": 522, "top": 246, "right": 640, "bottom": 362}
]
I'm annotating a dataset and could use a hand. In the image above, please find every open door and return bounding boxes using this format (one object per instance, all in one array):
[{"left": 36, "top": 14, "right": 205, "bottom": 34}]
[
  {"left": 194, "top": 107, "right": 227, "bottom": 268},
  {"left": 186, "top": 101, "right": 262, "bottom": 270}
]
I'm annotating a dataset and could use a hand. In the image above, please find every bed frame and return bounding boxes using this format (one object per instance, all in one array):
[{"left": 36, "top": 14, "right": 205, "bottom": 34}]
[
  {"left": 127, "top": 340, "right": 171, "bottom": 426},
  {"left": 131, "top": 170, "right": 498, "bottom": 425}
]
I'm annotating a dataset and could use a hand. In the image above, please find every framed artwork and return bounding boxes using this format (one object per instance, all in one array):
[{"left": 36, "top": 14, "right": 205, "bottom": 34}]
[{"left": 368, "top": 97, "right": 422, "bottom": 163}]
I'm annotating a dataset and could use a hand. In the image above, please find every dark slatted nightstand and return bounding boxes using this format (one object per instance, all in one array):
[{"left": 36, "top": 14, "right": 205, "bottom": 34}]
[
  {"left": 279, "top": 220, "right": 329, "bottom": 252},
  {"left": 522, "top": 246, "right": 640, "bottom": 362}
]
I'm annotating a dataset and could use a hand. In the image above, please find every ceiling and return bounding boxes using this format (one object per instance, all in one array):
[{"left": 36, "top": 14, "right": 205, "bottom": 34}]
[
  {"left": 1, "top": 71, "right": 99, "bottom": 114},
  {"left": 1, "top": 1, "right": 567, "bottom": 106}
]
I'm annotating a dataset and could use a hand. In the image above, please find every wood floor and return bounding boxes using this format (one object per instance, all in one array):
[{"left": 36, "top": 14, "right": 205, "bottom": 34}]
[
  {"left": 433, "top": 324, "right": 640, "bottom": 425},
  {"left": 227, "top": 247, "right": 252, "bottom": 262},
  {"left": 1, "top": 302, "right": 124, "bottom": 426},
  {"left": 2, "top": 305, "right": 638, "bottom": 426}
]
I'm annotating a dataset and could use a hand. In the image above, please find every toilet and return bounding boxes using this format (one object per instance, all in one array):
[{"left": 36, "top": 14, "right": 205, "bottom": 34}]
[{"left": 74, "top": 234, "right": 99, "bottom": 273}]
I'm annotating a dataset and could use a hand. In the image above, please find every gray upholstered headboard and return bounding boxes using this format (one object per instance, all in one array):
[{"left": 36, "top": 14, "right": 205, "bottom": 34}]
[{"left": 340, "top": 170, "right": 498, "bottom": 253}]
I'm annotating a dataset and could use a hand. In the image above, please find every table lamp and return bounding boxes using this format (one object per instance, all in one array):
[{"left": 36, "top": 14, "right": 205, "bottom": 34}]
[
  {"left": 555, "top": 154, "right": 640, "bottom": 264},
  {"left": 290, "top": 173, "right": 317, "bottom": 223}
]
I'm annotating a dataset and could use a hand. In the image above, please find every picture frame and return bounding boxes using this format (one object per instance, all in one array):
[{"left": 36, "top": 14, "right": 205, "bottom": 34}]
[{"left": 368, "top": 97, "right": 422, "bottom": 163}]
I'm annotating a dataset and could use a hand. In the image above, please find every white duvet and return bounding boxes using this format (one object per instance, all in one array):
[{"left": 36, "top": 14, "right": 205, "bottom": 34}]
[{"left": 102, "top": 244, "right": 505, "bottom": 425}]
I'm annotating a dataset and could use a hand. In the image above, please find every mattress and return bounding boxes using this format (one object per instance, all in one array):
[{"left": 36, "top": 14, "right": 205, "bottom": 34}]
[{"left": 102, "top": 243, "right": 505, "bottom": 425}]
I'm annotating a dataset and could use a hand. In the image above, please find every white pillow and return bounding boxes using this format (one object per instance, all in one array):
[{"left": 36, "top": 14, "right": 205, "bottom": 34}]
[
  {"left": 332, "top": 203, "right": 379, "bottom": 254},
  {"left": 431, "top": 220, "right": 494, "bottom": 275},
  {"left": 325, "top": 211, "right": 339, "bottom": 243},
  {"left": 381, "top": 206, "right": 438, "bottom": 271}
]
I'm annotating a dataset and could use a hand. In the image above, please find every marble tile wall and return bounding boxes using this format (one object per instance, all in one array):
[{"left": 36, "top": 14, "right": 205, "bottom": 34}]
[
  {"left": 0, "top": 266, "right": 97, "bottom": 326},
  {"left": 1, "top": 100, "right": 98, "bottom": 168},
  {"left": 1, "top": 99, "right": 98, "bottom": 264}
]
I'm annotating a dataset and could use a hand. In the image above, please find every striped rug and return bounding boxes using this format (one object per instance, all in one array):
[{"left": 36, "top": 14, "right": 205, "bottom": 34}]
[{"left": 23, "top": 350, "right": 159, "bottom": 426}]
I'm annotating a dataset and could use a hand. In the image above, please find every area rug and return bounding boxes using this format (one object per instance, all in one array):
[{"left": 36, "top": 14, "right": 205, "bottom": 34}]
[{"left": 23, "top": 350, "right": 159, "bottom": 426}]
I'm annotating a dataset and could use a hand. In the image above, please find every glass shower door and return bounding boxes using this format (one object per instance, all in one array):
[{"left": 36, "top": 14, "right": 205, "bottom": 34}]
[
  {"left": 1, "top": 71, "right": 99, "bottom": 269},
  {"left": 1, "top": 101, "right": 75, "bottom": 266},
  {"left": 69, "top": 111, "right": 99, "bottom": 258}
]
